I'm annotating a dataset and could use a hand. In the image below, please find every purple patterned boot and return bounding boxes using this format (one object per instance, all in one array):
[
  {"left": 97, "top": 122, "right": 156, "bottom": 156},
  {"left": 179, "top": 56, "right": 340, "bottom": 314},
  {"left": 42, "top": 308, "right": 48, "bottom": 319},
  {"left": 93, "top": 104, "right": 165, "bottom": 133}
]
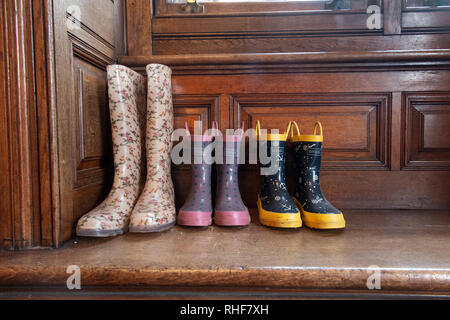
[
  {"left": 214, "top": 125, "right": 250, "bottom": 226},
  {"left": 177, "top": 123, "right": 215, "bottom": 226}
]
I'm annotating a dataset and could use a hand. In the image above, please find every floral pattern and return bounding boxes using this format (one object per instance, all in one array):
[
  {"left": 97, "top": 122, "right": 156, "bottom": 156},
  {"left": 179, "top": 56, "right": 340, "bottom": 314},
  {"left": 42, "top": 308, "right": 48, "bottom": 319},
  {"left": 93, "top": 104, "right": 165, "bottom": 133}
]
[
  {"left": 129, "top": 64, "right": 176, "bottom": 232},
  {"left": 76, "top": 65, "right": 147, "bottom": 237}
]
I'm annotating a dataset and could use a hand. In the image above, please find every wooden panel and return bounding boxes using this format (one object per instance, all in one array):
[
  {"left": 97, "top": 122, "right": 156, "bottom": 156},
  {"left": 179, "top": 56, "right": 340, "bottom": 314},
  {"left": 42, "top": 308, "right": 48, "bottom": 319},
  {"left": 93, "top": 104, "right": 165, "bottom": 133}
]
[
  {"left": 153, "top": 33, "right": 450, "bottom": 55},
  {"left": 384, "top": 0, "right": 402, "bottom": 34},
  {"left": 403, "top": 92, "right": 450, "bottom": 169},
  {"left": 232, "top": 94, "right": 390, "bottom": 170},
  {"left": 152, "top": 13, "right": 378, "bottom": 36},
  {"left": 126, "top": 0, "right": 152, "bottom": 55},
  {"left": 72, "top": 55, "right": 111, "bottom": 188},
  {"left": 402, "top": 11, "right": 450, "bottom": 31},
  {"left": 173, "top": 94, "right": 220, "bottom": 130},
  {"left": 0, "top": 0, "right": 49, "bottom": 250}
]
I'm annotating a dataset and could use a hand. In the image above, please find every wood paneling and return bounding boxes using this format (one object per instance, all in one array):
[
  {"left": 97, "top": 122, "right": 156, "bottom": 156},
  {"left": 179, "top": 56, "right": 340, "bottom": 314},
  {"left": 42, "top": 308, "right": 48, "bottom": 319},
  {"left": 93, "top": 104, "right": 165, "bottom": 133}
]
[
  {"left": 0, "top": 0, "right": 56, "bottom": 250},
  {"left": 126, "top": 0, "right": 152, "bottom": 55},
  {"left": 232, "top": 93, "right": 390, "bottom": 170},
  {"left": 120, "top": 52, "right": 450, "bottom": 210},
  {"left": 403, "top": 92, "right": 450, "bottom": 169},
  {"left": 153, "top": 33, "right": 450, "bottom": 55},
  {"left": 72, "top": 56, "right": 112, "bottom": 188},
  {"left": 173, "top": 94, "right": 220, "bottom": 130}
]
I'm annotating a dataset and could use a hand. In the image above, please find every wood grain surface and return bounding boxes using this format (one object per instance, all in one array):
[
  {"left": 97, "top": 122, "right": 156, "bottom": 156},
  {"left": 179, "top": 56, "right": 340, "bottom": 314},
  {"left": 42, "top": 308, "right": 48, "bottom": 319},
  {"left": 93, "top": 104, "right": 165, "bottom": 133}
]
[{"left": 0, "top": 209, "right": 448, "bottom": 295}]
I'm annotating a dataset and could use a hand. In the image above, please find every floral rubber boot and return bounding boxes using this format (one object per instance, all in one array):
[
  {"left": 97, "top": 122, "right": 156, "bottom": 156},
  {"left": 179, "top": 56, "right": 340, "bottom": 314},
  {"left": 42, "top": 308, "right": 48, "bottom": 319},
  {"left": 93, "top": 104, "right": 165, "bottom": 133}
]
[
  {"left": 76, "top": 65, "right": 147, "bottom": 237},
  {"left": 177, "top": 123, "right": 215, "bottom": 227},
  {"left": 129, "top": 64, "right": 177, "bottom": 232},
  {"left": 214, "top": 124, "right": 250, "bottom": 226}
]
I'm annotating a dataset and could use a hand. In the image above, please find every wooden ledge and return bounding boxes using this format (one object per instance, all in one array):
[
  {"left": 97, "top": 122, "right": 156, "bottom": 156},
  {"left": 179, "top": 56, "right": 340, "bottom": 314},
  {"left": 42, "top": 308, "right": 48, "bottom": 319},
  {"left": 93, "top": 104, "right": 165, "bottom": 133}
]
[
  {"left": 119, "top": 50, "right": 450, "bottom": 66},
  {"left": 118, "top": 50, "right": 450, "bottom": 74},
  {"left": 0, "top": 210, "right": 449, "bottom": 298}
]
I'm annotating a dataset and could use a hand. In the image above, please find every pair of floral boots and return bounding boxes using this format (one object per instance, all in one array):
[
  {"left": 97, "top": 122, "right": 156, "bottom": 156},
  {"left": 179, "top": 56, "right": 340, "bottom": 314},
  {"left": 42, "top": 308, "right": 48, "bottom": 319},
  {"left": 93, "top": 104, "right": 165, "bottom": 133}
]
[
  {"left": 76, "top": 64, "right": 176, "bottom": 237},
  {"left": 177, "top": 123, "right": 250, "bottom": 227},
  {"left": 256, "top": 121, "right": 346, "bottom": 230}
]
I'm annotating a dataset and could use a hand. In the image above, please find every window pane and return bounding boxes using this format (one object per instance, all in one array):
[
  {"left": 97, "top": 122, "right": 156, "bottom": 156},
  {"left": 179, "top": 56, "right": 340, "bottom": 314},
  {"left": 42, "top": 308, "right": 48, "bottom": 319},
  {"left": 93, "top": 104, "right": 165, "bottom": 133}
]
[
  {"left": 169, "top": 0, "right": 332, "bottom": 3},
  {"left": 405, "top": 0, "right": 450, "bottom": 8}
]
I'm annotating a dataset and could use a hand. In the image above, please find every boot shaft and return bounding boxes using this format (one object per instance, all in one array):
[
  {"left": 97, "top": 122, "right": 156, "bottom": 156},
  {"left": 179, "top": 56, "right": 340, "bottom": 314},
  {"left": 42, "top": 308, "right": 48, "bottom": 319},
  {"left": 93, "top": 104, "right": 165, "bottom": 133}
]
[{"left": 106, "top": 65, "right": 146, "bottom": 191}]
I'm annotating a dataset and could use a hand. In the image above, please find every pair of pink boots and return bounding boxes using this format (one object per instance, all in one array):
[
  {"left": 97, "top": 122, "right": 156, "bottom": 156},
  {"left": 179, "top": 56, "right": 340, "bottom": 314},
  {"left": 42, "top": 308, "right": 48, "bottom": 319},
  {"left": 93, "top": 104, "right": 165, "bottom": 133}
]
[{"left": 177, "top": 123, "right": 250, "bottom": 227}]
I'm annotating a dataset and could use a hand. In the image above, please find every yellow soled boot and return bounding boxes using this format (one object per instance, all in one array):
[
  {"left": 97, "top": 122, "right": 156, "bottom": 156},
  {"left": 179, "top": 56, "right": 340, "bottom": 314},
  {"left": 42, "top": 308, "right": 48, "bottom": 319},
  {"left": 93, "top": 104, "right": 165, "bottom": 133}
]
[
  {"left": 290, "top": 121, "right": 345, "bottom": 229},
  {"left": 255, "top": 121, "right": 302, "bottom": 228}
]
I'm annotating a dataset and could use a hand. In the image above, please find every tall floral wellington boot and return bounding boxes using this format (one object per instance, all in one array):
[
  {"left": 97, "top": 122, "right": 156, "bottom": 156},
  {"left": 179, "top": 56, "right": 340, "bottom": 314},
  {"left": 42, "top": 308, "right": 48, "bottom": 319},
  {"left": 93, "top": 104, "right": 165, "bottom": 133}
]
[
  {"left": 291, "top": 121, "right": 345, "bottom": 229},
  {"left": 256, "top": 121, "right": 302, "bottom": 228},
  {"left": 129, "top": 64, "right": 177, "bottom": 232},
  {"left": 214, "top": 124, "right": 250, "bottom": 227},
  {"left": 76, "top": 65, "right": 146, "bottom": 237},
  {"left": 177, "top": 123, "right": 215, "bottom": 227}
]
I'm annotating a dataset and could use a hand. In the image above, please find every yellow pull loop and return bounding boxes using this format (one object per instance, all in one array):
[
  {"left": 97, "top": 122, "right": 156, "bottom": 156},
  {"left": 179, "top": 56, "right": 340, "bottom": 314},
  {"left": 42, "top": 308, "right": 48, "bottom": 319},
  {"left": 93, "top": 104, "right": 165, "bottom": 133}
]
[
  {"left": 255, "top": 120, "right": 261, "bottom": 136},
  {"left": 284, "top": 121, "right": 292, "bottom": 138},
  {"left": 290, "top": 121, "right": 300, "bottom": 137},
  {"left": 314, "top": 121, "right": 323, "bottom": 136}
]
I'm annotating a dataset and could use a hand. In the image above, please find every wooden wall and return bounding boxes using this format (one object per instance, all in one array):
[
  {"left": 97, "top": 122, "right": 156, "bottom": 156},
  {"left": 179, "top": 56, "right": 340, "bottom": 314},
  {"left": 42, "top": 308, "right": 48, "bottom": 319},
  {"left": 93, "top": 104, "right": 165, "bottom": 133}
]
[
  {"left": 1, "top": 0, "right": 449, "bottom": 249},
  {"left": 122, "top": 0, "right": 450, "bottom": 213},
  {"left": 122, "top": 53, "right": 450, "bottom": 212},
  {"left": 0, "top": 0, "right": 125, "bottom": 249}
]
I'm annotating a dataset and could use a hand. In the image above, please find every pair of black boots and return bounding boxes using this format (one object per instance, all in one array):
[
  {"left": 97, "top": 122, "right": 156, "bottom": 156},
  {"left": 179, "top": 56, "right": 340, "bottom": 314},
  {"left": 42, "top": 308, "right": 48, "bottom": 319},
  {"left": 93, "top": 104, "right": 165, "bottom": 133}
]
[{"left": 256, "top": 121, "right": 345, "bottom": 229}]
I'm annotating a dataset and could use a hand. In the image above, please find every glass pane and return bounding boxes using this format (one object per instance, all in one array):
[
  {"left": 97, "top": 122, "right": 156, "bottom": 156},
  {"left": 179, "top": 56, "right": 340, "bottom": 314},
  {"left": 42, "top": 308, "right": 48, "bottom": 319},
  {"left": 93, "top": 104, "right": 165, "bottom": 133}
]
[
  {"left": 405, "top": 0, "right": 450, "bottom": 8},
  {"left": 169, "top": 0, "right": 332, "bottom": 2}
]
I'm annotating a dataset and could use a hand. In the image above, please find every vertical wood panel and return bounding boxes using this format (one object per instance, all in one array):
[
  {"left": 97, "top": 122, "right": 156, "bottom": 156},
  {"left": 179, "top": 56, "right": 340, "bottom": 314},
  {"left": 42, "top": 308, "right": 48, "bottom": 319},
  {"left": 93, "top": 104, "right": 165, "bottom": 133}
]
[
  {"left": 126, "top": 0, "right": 152, "bottom": 56},
  {"left": 384, "top": 0, "right": 402, "bottom": 34}
]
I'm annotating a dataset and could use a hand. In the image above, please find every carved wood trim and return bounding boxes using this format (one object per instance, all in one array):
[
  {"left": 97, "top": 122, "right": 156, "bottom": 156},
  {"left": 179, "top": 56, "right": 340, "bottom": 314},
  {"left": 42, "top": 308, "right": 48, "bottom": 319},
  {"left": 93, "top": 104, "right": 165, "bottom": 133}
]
[
  {"left": 0, "top": 0, "right": 58, "bottom": 249},
  {"left": 119, "top": 50, "right": 450, "bottom": 74},
  {"left": 402, "top": 92, "right": 450, "bottom": 170}
]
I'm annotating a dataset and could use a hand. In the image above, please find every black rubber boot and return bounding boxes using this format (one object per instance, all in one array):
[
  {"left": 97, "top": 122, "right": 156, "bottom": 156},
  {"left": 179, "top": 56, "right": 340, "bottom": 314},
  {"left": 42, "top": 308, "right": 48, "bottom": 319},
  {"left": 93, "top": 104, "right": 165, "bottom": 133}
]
[
  {"left": 256, "top": 121, "right": 302, "bottom": 228},
  {"left": 291, "top": 122, "right": 345, "bottom": 229}
]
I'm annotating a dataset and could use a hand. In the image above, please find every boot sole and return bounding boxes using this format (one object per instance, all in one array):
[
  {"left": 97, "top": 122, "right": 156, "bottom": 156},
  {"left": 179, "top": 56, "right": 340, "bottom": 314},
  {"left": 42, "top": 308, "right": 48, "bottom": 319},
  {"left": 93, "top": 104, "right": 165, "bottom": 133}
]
[
  {"left": 257, "top": 197, "right": 302, "bottom": 228},
  {"left": 129, "top": 220, "right": 176, "bottom": 233},
  {"left": 177, "top": 210, "right": 212, "bottom": 227},
  {"left": 293, "top": 197, "right": 346, "bottom": 230},
  {"left": 214, "top": 210, "right": 251, "bottom": 227},
  {"left": 76, "top": 226, "right": 128, "bottom": 238}
]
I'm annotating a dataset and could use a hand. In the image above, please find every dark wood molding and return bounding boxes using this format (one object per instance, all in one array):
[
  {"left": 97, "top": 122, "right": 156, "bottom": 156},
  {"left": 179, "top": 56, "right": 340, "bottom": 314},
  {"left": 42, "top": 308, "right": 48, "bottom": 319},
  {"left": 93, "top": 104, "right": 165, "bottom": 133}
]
[
  {"left": 119, "top": 50, "right": 450, "bottom": 74},
  {"left": 0, "top": 0, "right": 58, "bottom": 250}
]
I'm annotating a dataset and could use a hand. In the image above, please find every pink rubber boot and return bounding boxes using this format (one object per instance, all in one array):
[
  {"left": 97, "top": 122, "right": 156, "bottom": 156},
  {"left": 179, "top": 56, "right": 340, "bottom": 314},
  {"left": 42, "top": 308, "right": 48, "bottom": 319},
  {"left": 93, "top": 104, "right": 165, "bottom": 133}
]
[
  {"left": 214, "top": 124, "right": 250, "bottom": 227},
  {"left": 177, "top": 123, "right": 216, "bottom": 227}
]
